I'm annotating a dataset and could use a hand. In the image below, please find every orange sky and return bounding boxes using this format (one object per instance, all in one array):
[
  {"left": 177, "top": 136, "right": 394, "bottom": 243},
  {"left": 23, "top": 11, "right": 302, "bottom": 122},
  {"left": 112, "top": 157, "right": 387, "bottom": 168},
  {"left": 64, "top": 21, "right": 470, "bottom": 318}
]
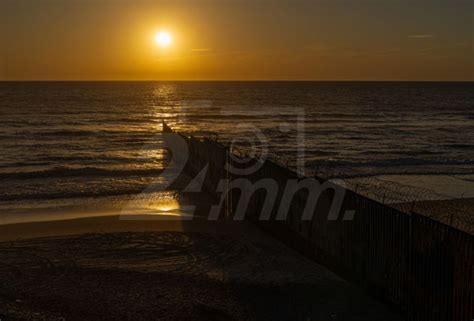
[{"left": 1, "top": 0, "right": 472, "bottom": 81}]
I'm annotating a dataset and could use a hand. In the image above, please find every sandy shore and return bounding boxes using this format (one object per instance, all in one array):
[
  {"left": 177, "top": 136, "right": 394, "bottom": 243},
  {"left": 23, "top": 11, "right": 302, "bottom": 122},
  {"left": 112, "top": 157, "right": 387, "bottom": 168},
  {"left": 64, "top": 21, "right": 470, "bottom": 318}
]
[
  {"left": 413, "top": 198, "right": 474, "bottom": 233},
  {"left": 392, "top": 197, "right": 474, "bottom": 234},
  {"left": 0, "top": 215, "right": 402, "bottom": 321}
]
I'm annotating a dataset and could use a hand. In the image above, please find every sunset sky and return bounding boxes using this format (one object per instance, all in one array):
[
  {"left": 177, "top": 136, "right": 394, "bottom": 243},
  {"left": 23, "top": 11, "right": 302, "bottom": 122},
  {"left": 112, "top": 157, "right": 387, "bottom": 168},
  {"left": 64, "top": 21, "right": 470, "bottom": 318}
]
[{"left": 1, "top": 0, "right": 472, "bottom": 81}]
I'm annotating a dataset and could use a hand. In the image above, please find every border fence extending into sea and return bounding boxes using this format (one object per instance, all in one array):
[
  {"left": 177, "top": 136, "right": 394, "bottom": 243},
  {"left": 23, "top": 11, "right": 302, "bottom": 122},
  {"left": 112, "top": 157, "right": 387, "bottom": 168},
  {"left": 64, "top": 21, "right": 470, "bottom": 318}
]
[{"left": 163, "top": 122, "right": 473, "bottom": 321}]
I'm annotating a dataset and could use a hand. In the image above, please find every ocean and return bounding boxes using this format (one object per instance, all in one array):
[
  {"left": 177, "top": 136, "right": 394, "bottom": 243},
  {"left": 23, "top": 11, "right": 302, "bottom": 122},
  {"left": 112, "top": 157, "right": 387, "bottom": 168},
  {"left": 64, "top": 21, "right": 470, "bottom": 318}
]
[{"left": 1, "top": 81, "right": 473, "bottom": 222}]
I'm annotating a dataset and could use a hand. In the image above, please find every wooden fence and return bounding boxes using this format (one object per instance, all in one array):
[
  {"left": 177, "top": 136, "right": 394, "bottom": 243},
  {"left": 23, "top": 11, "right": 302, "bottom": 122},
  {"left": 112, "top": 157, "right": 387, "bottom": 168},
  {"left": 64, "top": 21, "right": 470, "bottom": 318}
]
[{"left": 165, "top": 124, "right": 474, "bottom": 321}]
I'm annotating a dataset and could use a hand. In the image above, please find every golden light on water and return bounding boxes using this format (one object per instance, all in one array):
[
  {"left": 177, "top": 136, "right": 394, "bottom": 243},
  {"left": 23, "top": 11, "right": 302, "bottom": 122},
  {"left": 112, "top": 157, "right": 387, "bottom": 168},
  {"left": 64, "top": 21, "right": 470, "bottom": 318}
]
[
  {"left": 155, "top": 200, "right": 180, "bottom": 212},
  {"left": 155, "top": 31, "right": 172, "bottom": 48},
  {"left": 151, "top": 194, "right": 180, "bottom": 213}
]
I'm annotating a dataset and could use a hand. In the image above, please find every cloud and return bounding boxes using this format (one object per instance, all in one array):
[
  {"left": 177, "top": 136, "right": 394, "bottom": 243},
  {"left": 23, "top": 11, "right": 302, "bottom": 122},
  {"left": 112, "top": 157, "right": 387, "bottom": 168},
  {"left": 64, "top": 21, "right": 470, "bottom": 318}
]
[{"left": 408, "top": 34, "right": 434, "bottom": 38}]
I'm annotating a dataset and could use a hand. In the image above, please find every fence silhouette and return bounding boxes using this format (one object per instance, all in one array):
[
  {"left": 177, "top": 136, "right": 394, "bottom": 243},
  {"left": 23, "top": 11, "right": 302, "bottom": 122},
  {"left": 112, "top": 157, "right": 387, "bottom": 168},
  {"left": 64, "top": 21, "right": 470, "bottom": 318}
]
[{"left": 164, "top": 123, "right": 474, "bottom": 321}]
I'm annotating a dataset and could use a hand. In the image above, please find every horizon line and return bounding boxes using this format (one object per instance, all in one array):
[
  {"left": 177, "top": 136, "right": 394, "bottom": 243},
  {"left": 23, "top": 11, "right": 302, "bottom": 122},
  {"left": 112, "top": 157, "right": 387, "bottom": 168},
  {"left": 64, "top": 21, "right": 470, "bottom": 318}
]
[{"left": 1, "top": 79, "right": 473, "bottom": 82}]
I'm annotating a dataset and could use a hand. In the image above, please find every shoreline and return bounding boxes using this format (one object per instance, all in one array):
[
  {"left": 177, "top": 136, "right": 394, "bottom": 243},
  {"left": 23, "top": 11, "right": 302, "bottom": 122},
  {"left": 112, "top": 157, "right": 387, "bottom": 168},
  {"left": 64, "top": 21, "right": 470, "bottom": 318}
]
[
  {"left": 0, "top": 214, "right": 254, "bottom": 242},
  {"left": 0, "top": 190, "right": 472, "bottom": 236}
]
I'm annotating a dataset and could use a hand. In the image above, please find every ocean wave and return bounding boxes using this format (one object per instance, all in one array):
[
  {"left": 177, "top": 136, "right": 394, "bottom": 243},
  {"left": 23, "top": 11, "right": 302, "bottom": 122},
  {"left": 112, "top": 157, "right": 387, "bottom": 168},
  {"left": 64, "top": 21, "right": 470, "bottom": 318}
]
[
  {"left": 0, "top": 188, "right": 149, "bottom": 202},
  {"left": 308, "top": 157, "right": 474, "bottom": 168},
  {"left": 38, "top": 130, "right": 96, "bottom": 137},
  {"left": 382, "top": 150, "right": 440, "bottom": 156},
  {"left": 0, "top": 167, "right": 165, "bottom": 180},
  {"left": 442, "top": 143, "right": 474, "bottom": 150},
  {"left": 0, "top": 179, "right": 186, "bottom": 202},
  {"left": 305, "top": 158, "right": 474, "bottom": 177},
  {"left": 0, "top": 155, "right": 164, "bottom": 169},
  {"left": 184, "top": 114, "right": 267, "bottom": 121},
  {"left": 10, "top": 129, "right": 159, "bottom": 138},
  {"left": 0, "top": 161, "right": 52, "bottom": 169},
  {"left": 111, "top": 116, "right": 157, "bottom": 123},
  {"left": 34, "top": 155, "right": 155, "bottom": 163}
]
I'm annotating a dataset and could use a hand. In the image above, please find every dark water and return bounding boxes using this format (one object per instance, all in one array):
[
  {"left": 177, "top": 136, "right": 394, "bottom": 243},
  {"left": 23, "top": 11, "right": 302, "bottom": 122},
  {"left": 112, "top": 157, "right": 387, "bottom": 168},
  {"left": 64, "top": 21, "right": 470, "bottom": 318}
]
[{"left": 1, "top": 81, "right": 473, "bottom": 210}]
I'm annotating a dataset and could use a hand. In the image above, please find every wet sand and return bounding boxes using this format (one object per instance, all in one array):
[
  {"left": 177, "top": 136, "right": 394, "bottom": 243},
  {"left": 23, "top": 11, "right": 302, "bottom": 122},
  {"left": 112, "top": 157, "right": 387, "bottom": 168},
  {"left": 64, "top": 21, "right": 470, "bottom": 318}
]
[
  {"left": 393, "top": 197, "right": 474, "bottom": 234},
  {"left": 0, "top": 215, "right": 403, "bottom": 321}
]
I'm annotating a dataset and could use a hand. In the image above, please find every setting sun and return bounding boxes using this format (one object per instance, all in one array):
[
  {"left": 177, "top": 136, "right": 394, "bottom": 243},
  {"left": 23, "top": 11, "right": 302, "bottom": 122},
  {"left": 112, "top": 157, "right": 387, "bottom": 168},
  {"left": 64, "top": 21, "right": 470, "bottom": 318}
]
[{"left": 155, "top": 31, "right": 172, "bottom": 48}]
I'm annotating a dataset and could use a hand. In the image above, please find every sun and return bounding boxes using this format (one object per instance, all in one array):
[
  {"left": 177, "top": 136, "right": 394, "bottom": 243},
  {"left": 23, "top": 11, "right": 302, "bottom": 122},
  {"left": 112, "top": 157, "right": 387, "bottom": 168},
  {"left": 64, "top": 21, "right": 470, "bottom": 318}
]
[{"left": 155, "top": 31, "right": 172, "bottom": 48}]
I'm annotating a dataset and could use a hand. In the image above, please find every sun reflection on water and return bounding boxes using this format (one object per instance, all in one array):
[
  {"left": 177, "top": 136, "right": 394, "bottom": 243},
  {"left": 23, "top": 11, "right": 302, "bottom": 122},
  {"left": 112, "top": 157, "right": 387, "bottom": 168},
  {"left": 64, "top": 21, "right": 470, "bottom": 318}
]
[
  {"left": 152, "top": 83, "right": 182, "bottom": 126},
  {"left": 152, "top": 196, "right": 180, "bottom": 213}
]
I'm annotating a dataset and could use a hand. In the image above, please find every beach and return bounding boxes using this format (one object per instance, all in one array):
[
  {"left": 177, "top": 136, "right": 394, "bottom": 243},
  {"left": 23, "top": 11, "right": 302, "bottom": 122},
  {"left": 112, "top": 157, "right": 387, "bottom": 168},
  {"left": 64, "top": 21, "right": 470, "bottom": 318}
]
[
  {"left": 406, "top": 197, "right": 474, "bottom": 234},
  {"left": 0, "top": 214, "right": 403, "bottom": 321}
]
